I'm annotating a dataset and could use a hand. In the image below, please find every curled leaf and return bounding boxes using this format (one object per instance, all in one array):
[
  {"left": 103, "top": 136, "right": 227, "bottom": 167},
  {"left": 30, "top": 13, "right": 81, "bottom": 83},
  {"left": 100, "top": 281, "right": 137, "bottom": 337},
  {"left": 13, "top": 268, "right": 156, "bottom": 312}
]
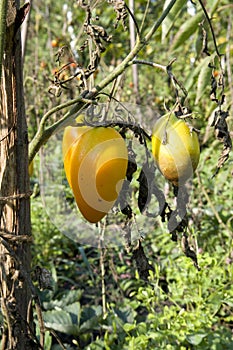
[
  {"left": 137, "top": 165, "right": 151, "bottom": 214},
  {"left": 132, "top": 240, "right": 154, "bottom": 280},
  {"left": 181, "top": 233, "right": 200, "bottom": 270},
  {"left": 109, "top": 0, "right": 128, "bottom": 30},
  {"left": 211, "top": 110, "right": 232, "bottom": 176}
]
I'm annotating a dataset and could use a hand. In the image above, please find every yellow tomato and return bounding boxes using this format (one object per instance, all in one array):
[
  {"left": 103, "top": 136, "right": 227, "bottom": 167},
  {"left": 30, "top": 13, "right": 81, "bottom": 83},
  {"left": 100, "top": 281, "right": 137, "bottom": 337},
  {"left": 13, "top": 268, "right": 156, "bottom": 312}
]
[
  {"left": 63, "top": 126, "right": 128, "bottom": 223},
  {"left": 152, "top": 113, "right": 200, "bottom": 185},
  {"left": 62, "top": 116, "right": 90, "bottom": 158},
  {"left": 62, "top": 116, "right": 91, "bottom": 186}
]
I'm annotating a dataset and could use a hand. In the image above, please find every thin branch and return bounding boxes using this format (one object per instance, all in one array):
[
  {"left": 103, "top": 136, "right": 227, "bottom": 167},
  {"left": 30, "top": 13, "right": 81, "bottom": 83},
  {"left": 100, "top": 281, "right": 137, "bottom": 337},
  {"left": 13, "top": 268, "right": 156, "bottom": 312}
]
[
  {"left": 197, "top": 0, "right": 222, "bottom": 58},
  {"left": 99, "top": 228, "right": 107, "bottom": 319},
  {"left": 131, "top": 58, "right": 188, "bottom": 99},
  {"left": 198, "top": 0, "right": 226, "bottom": 106},
  {"left": 45, "top": 329, "right": 67, "bottom": 350},
  {"left": 128, "top": 0, "right": 140, "bottom": 102},
  {"left": 131, "top": 59, "right": 167, "bottom": 72},
  {"left": 144, "top": 0, "right": 177, "bottom": 44},
  {"left": 0, "top": 231, "right": 33, "bottom": 242},
  {"left": 125, "top": 2, "right": 140, "bottom": 39},
  {"left": 29, "top": 0, "right": 177, "bottom": 162},
  {"left": 28, "top": 94, "right": 96, "bottom": 163},
  {"left": 37, "top": 95, "right": 95, "bottom": 132},
  {"left": 139, "top": 0, "right": 150, "bottom": 34},
  {"left": 94, "top": 0, "right": 177, "bottom": 93}
]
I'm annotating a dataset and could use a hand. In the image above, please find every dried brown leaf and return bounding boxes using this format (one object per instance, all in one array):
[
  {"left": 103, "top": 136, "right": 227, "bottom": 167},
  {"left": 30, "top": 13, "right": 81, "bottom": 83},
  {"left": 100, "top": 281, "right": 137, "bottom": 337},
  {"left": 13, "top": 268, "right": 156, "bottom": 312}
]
[{"left": 211, "top": 110, "right": 232, "bottom": 176}]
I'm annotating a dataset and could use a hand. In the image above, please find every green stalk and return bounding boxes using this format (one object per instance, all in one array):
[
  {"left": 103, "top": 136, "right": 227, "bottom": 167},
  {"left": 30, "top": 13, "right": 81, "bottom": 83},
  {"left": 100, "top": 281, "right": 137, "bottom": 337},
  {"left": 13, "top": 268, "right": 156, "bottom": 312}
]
[{"left": 29, "top": 0, "right": 177, "bottom": 162}]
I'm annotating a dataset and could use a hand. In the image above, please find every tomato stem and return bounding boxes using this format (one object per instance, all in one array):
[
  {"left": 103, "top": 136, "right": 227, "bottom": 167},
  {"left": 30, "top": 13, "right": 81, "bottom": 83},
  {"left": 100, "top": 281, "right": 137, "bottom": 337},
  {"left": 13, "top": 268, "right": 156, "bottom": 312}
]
[{"left": 29, "top": 0, "right": 177, "bottom": 162}]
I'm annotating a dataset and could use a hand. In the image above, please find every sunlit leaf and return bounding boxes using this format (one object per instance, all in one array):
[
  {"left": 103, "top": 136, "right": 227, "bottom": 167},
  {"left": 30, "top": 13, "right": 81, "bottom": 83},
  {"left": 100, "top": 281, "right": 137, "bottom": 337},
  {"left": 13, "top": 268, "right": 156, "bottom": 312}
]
[
  {"left": 222, "top": 300, "right": 233, "bottom": 308},
  {"left": 186, "top": 333, "right": 208, "bottom": 345},
  {"left": 171, "top": 11, "right": 203, "bottom": 51},
  {"left": 161, "top": 0, "right": 187, "bottom": 41},
  {"left": 123, "top": 323, "right": 136, "bottom": 332}
]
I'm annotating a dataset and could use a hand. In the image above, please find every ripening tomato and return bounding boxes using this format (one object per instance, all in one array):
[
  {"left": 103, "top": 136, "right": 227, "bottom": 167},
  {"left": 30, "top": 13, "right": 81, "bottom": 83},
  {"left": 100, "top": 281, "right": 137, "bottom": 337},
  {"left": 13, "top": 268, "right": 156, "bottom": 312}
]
[
  {"left": 51, "top": 39, "right": 59, "bottom": 48},
  {"left": 62, "top": 117, "right": 91, "bottom": 186},
  {"left": 152, "top": 113, "right": 200, "bottom": 185},
  {"left": 62, "top": 116, "right": 90, "bottom": 158},
  {"left": 63, "top": 124, "right": 128, "bottom": 223}
]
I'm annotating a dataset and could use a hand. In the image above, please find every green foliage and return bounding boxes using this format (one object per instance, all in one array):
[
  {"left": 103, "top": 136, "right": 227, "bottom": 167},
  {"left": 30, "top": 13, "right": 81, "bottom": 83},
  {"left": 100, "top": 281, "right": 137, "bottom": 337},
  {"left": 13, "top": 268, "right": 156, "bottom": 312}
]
[
  {"left": 171, "top": 11, "right": 204, "bottom": 52},
  {"left": 30, "top": 173, "right": 233, "bottom": 348},
  {"left": 161, "top": 0, "right": 187, "bottom": 41}
]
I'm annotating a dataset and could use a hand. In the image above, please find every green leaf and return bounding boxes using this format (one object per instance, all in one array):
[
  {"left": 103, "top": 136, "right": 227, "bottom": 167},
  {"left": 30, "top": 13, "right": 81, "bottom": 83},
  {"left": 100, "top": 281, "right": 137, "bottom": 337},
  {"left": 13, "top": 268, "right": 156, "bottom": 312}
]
[
  {"left": 195, "top": 55, "right": 213, "bottom": 104},
  {"left": 207, "top": 0, "right": 221, "bottom": 15},
  {"left": 81, "top": 305, "right": 102, "bottom": 324},
  {"left": 79, "top": 318, "right": 100, "bottom": 334},
  {"left": 186, "top": 332, "right": 208, "bottom": 345},
  {"left": 137, "top": 322, "right": 147, "bottom": 335},
  {"left": 222, "top": 299, "right": 233, "bottom": 308},
  {"left": 79, "top": 305, "right": 102, "bottom": 333},
  {"left": 185, "top": 55, "right": 213, "bottom": 93},
  {"left": 123, "top": 323, "right": 136, "bottom": 332},
  {"left": 43, "top": 310, "right": 79, "bottom": 335},
  {"left": 64, "top": 301, "right": 82, "bottom": 326},
  {"left": 161, "top": 0, "right": 187, "bottom": 41},
  {"left": 78, "top": 246, "right": 94, "bottom": 281},
  {"left": 43, "top": 289, "right": 83, "bottom": 310},
  {"left": 113, "top": 306, "right": 136, "bottom": 324},
  {"left": 171, "top": 11, "right": 203, "bottom": 51}
]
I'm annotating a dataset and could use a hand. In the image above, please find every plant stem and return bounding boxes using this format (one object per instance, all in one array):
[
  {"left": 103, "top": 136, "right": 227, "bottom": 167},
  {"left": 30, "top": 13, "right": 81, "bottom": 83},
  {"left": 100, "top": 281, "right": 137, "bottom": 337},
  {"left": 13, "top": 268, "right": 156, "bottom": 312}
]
[
  {"left": 28, "top": 95, "right": 95, "bottom": 163},
  {"left": 99, "top": 226, "right": 107, "bottom": 318},
  {"left": 29, "top": 0, "right": 177, "bottom": 162}
]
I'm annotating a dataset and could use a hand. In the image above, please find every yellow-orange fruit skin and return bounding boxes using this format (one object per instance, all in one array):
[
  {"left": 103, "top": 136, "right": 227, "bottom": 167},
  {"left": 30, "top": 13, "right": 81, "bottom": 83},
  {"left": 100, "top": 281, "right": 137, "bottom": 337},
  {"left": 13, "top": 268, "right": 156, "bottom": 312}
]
[
  {"left": 62, "top": 122, "right": 91, "bottom": 186},
  {"left": 63, "top": 126, "right": 128, "bottom": 223},
  {"left": 152, "top": 114, "right": 200, "bottom": 185}
]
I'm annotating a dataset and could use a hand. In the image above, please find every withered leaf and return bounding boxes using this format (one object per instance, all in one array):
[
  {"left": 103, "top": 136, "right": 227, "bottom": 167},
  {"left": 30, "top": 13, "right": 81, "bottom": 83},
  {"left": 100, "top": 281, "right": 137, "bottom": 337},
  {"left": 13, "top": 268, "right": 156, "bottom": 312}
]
[
  {"left": 181, "top": 233, "right": 200, "bottom": 270},
  {"left": 132, "top": 240, "right": 154, "bottom": 280},
  {"left": 109, "top": 0, "right": 128, "bottom": 30},
  {"left": 211, "top": 110, "right": 232, "bottom": 176},
  {"left": 137, "top": 162, "right": 157, "bottom": 214}
]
